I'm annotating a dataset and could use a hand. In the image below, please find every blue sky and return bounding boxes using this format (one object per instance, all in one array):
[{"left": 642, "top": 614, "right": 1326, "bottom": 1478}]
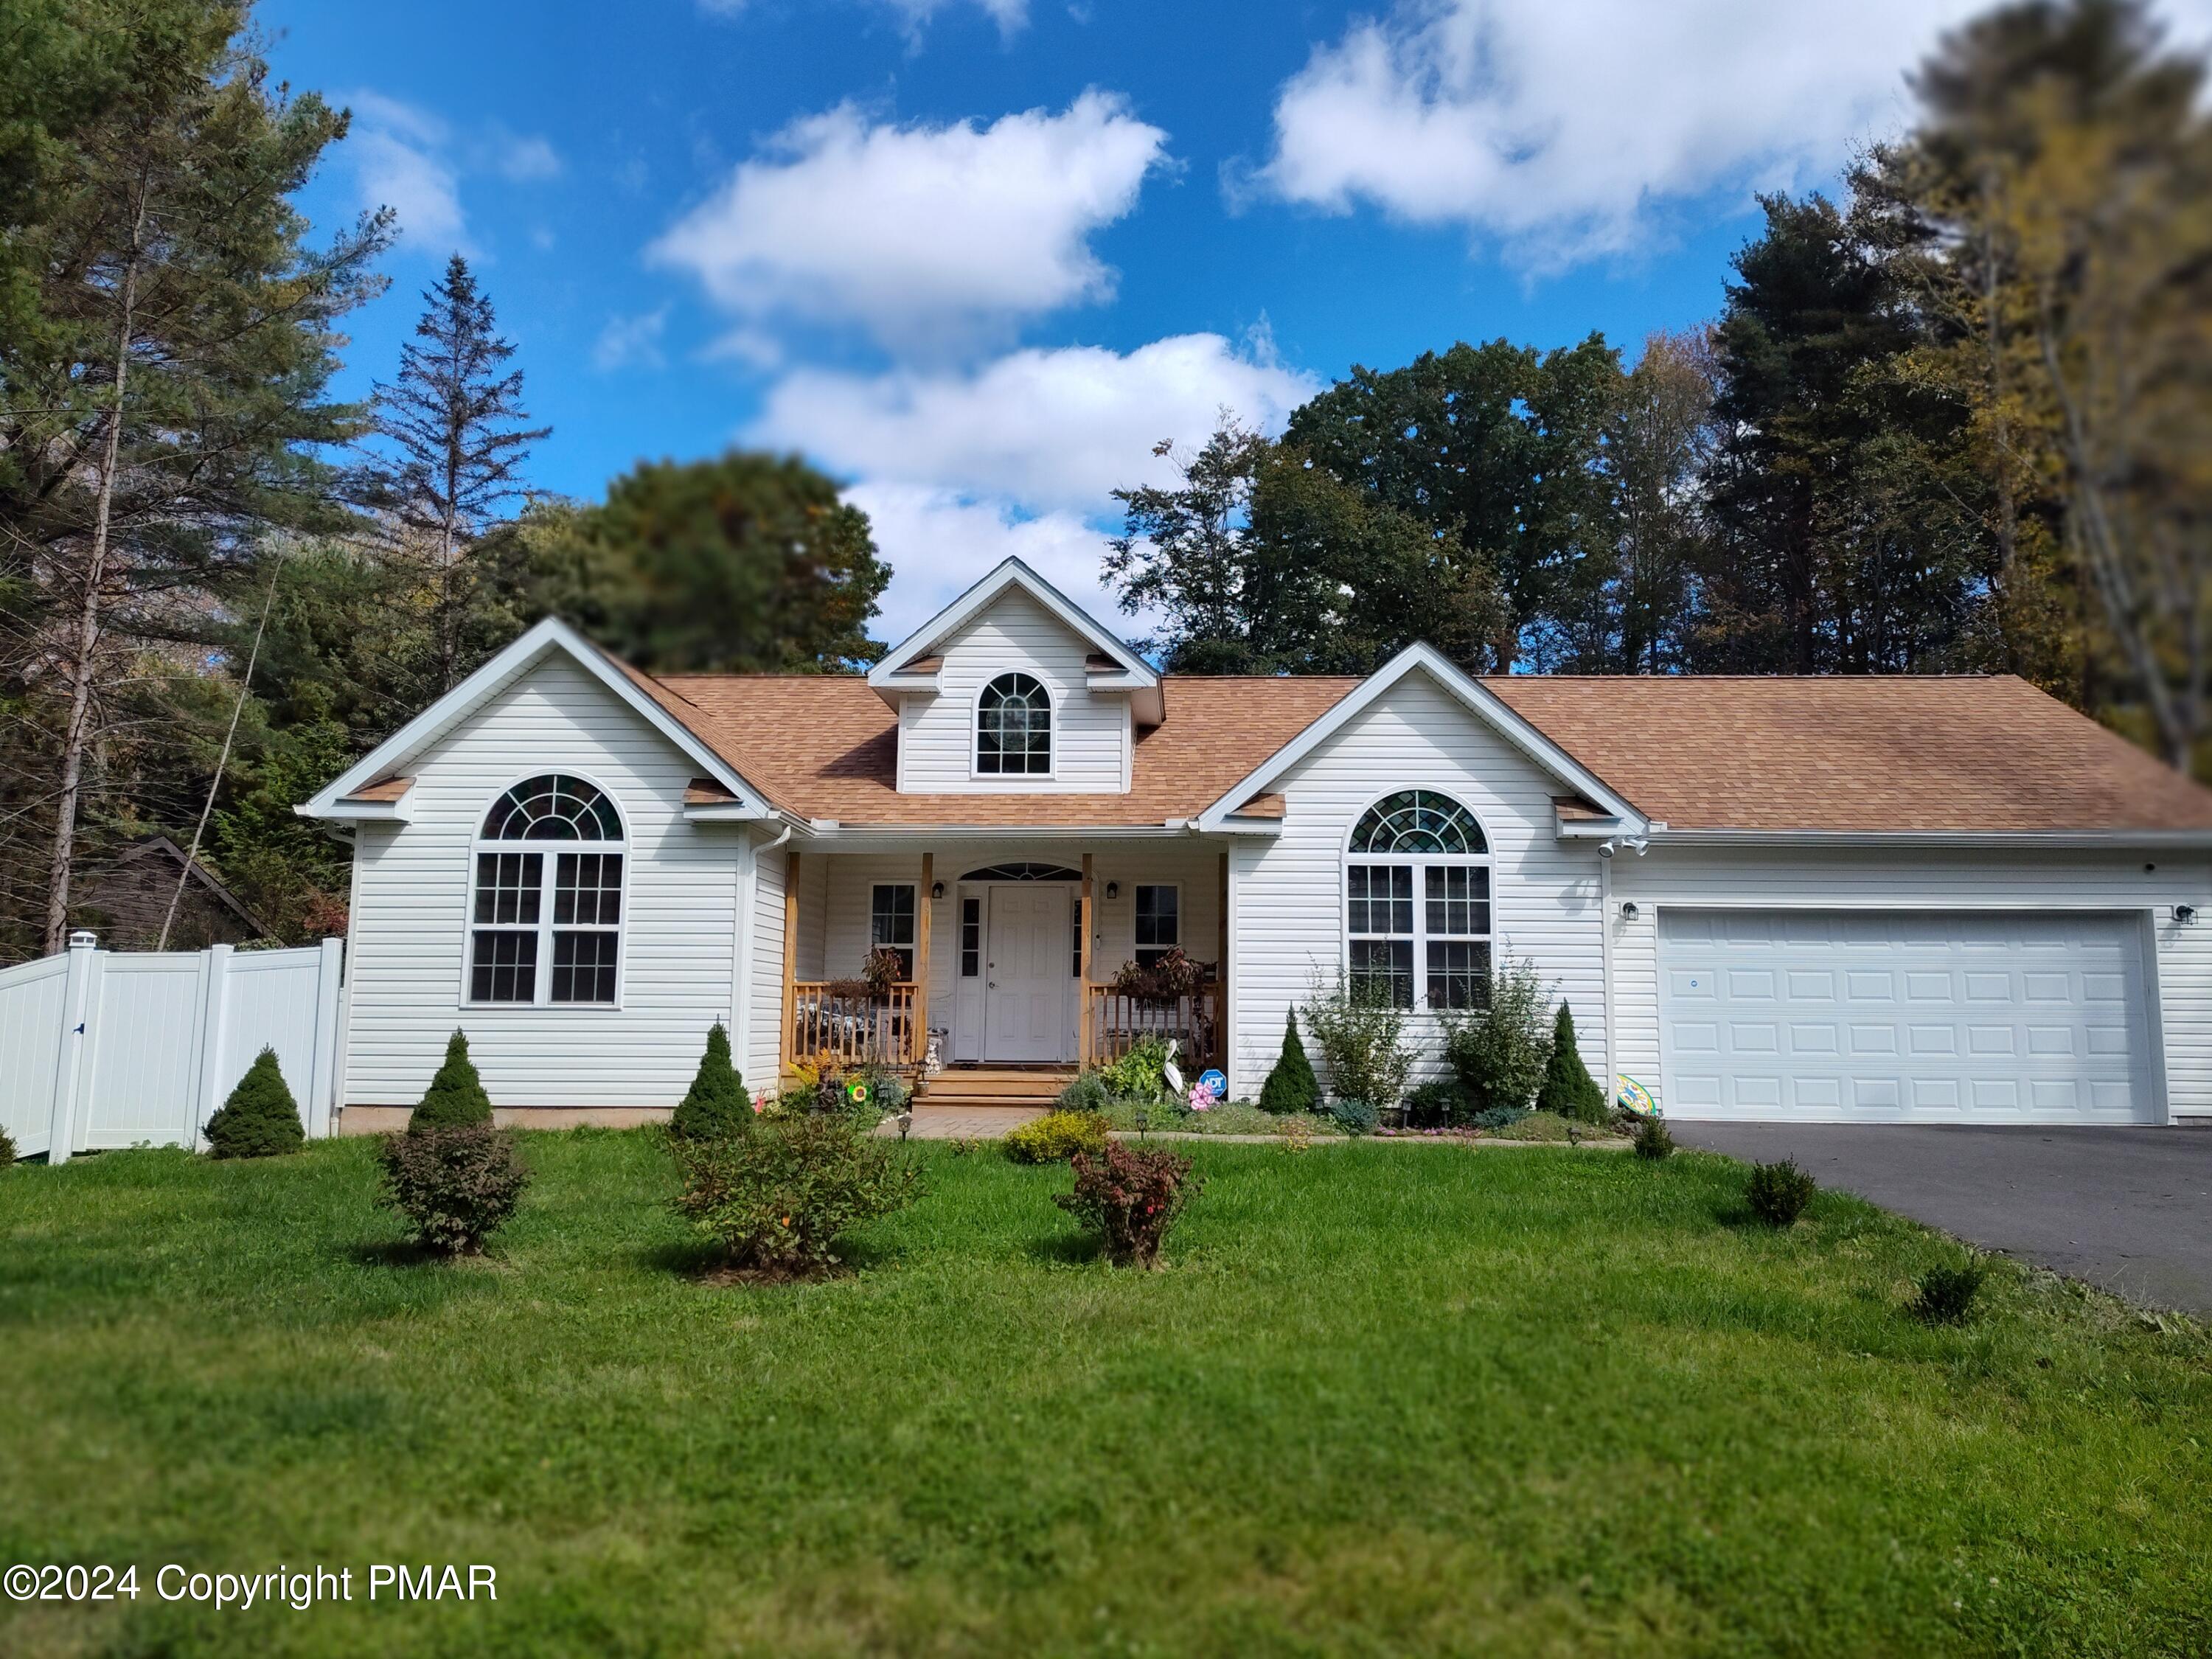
[{"left": 261, "top": 0, "right": 2212, "bottom": 641}]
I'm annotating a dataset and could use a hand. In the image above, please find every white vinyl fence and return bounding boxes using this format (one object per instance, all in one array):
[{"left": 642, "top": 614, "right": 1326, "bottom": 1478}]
[{"left": 0, "top": 933, "right": 343, "bottom": 1164}]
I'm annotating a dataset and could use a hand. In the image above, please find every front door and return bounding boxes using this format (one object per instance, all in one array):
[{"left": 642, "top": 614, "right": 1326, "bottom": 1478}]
[{"left": 984, "top": 885, "right": 1074, "bottom": 1062}]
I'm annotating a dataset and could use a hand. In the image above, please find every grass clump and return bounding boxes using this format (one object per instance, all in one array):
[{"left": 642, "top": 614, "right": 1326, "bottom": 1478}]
[
  {"left": 410, "top": 1030, "right": 493, "bottom": 1130},
  {"left": 1911, "top": 1259, "right": 1989, "bottom": 1325},
  {"left": 672, "top": 1113, "right": 917, "bottom": 1278},
  {"left": 670, "top": 1021, "right": 750, "bottom": 1141},
  {"left": 1745, "top": 1158, "right": 1818, "bottom": 1227},
  {"left": 201, "top": 1047, "right": 304, "bottom": 1159},
  {"left": 1003, "top": 1110, "right": 1110, "bottom": 1164}
]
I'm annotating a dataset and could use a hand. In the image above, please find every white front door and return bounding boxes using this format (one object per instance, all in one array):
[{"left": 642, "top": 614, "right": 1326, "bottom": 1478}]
[{"left": 984, "top": 886, "right": 1074, "bottom": 1062}]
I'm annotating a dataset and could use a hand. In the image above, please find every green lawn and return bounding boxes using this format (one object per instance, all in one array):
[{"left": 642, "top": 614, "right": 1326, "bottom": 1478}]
[{"left": 3, "top": 1134, "right": 2209, "bottom": 1658}]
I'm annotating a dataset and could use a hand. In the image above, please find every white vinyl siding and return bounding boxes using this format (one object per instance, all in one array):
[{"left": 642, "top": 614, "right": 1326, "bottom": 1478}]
[
  {"left": 745, "top": 840, "right": 787, "bottom": 1090},
  {"left": 1610, "top": 846, "right": 2212, "bottom": 1122},
  {"left": 343, "top": 654, "right": 743, "bottom": 1109},
  {"left": 1227, "top": 672, "right": 1607, "bottom": 1099},
  {"left": 894, "top": 588, "right": 1131, "bottom": 793}
]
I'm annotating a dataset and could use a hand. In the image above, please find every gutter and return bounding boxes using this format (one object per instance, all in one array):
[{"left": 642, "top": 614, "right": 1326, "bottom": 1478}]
[{"left": 1645, "top": 827, "right": 2212, "bottom": 852}]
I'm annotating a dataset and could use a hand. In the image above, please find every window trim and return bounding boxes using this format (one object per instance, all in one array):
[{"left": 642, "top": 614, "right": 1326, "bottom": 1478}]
[
  {"left": 1340, "top": 790, "right": 1494, "bottom": 1013},
  {"left": 1132, "top": 881, "right": 1183, "bottom": 969},
  {"left": 971, "top": 671, "right": 1057, "bottom": 782},
  {"left": 460, "top": 771, "right": 630, "bottom": 1011}
]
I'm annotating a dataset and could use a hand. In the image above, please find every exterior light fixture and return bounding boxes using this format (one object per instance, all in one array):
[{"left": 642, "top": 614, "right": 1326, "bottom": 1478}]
[
  {"left": 931, "top": 881, "right": 945, "bottom": 900},
  {"left": 1105, "top": 880, "right": 1119, "bottom": 900},
  {"left": 2179, "top": 904, "right": 2199, "bottom": 925},
  {"left": 1619, "top": 902, "right": 1641, "bottom": 921}
]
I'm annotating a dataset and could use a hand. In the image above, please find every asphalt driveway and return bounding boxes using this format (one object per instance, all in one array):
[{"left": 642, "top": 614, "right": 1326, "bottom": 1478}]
[{"left": 1670, "top": 1123, "right": 2212, "bottom": 1315}]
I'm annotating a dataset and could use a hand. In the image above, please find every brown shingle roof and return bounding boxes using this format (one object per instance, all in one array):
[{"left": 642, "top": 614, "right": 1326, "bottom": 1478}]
[
  {"left": 1482, "top": 675, "right": 2212, "bottom": 834},
  {"left": 340, "top": 775, "right": 413, "bottom": 804},
  {"left": 619, "top": 661, "right": 2212, "bottom": 836},
  {"left": 644, "top": 674, "right": 1360, "bottom": 827}
]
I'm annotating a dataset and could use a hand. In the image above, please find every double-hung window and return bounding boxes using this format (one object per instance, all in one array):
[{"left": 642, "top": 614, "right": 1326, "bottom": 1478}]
[
  {"left": 870, "top": 884, "right": 917, "bottom": 979},
  {"left": 1343, "top": 790, "right": 1492, "bottom": 1010},
  {"left": 1133, "top": 884, "right": 1180, "bottom": 967},
  {"left": 467, "top": 775, "right": 625, "bottom": 1006}
]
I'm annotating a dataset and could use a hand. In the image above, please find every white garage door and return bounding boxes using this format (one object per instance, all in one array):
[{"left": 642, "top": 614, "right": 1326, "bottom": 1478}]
[{"left": 1660, "top": 909, "right": 2155, "bottom": 1124}]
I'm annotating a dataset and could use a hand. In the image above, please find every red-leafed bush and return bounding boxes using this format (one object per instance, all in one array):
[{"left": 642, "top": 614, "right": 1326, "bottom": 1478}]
[{"left": 1055, "top": 1142, "right": 1203, "bottom": 1269}]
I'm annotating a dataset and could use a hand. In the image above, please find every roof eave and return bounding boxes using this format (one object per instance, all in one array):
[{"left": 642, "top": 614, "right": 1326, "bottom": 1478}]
[{"left": 1648, "top": 827, "right": 2212, "bottom": 850}]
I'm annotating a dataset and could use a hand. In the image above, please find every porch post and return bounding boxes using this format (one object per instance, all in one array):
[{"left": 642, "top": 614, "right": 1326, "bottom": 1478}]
[
  {"left": 1078, "top": 852, "right": 1094, "bottom": 1068},
  {"left": 779, "top": 848, "right": 800, "bottom": 1077},
  {"left": 913, "top": 852, "right": 933, "bottom": 1068}
]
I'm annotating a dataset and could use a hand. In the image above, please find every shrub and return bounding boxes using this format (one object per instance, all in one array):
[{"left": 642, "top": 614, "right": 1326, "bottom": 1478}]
[
  {"left": 1004, "top": 1110, "right": 1110, "bottom": 1164},
  {"left": 1257, "top": 1009, "right": 1321, "bottom": 1115},
  {"left": 1911, "top": 1261, "right": 1987, "bottom": 1325},
  {"left": 201, "top": 1047, "right": 305, "bottom": 1158},
  {"left": 1745, "top": 1158, "right": 1818, "bottom": 1227},
  {"left": 1107, "top": 947, "right": 1204, "bottom": 1001},
  {"left": 670, "top": 1022, "right": 749, "bottom": 1141},
  {"left": 1470, "top": 1105, "right": 1531, "bottom": 1132},
  {"left": 1632, "top": 1115, "right": 1675, "bottom": 1161},
  {"left": 1536, "top": 1003, "right": 1608, "bottom": 1123},
  {"left": 411, "top": 1030, "right": 493, "bottom": 1131},
  {"left": 862, "top": 946, "right": 906, "bottom": 996},
  {"left": 1405, "top": 1077, "right": 1475, "bottom": 1128},
  {"left": 1057, "top": 1071, "right": 1114, "bottom": 1114},
  {"left": 671, "top": 1112, "right": 918, "bottom": 1276},
  {"left": 1302, "top": 972, "right": 1413, "bottom": 1111},
  {"left": 860, "top": 1068, "right": 910, "bottom": 1114},
  {"left": 1324, "top": 1098, "right": 1379, "bottom": 1138},
  {"left": 378, "top": 1123, "right": 529, "bottom": 1255},
  {"left": 1489, "top": 1110, "right": 1572, "bottom": 1142},
  {"left": 1441, "top": 956, "right": 1552, "bottom": 1116},
  {"left": 1098, "top": 1037, "right": 1172, "bottom": 1103},
  {"left": 0, "top": 1127, "right": 14, "bottom": 1171},
  {"left": 1056, "top": 1141, "right": 1203, "bottom": 1268}
]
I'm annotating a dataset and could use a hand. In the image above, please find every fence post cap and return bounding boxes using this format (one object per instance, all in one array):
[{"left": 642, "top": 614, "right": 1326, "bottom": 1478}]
[{"left": 66, "top": 929, "right": 98, "bottom": 949}]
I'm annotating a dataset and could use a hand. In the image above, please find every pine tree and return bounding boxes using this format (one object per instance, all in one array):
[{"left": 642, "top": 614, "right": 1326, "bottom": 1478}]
[
  {"left": 670, "top": 1021, "right": 749, "bottom": 1140},
  {"left": 374, "top": 254, "right": 549, "bottom": 693},
  {"left": 1537, "top": 1004, "right": 1607, "bottom": 1124},
  {"left": 1258, "top": 1008, "right": 1321, "bottom": 1115},
  {"left": 411, "top": 1029, "right": 493, "bottom": 1131},
  {"left": 203, "top": 1046, "right": 304, "bottom": 1158}
]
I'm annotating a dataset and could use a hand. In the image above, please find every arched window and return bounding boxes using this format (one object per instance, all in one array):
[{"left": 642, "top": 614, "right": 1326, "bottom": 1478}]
[
  {"left": 1345, "top": 790, "right": 1492, "bottom": 1010},
  {"left": 975, "top": 672, "right": 1051, "bottom": 776},
  {"left": 467, "top": 774, "right": 625, "bottom": 1005}
]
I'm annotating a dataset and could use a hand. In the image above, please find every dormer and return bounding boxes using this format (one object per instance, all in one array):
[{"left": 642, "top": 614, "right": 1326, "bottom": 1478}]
[{"left": 867, "top": 559, "right": 1162, "bottom": 795}]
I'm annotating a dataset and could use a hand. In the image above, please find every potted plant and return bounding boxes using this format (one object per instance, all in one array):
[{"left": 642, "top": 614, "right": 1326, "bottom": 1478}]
[
  {"left": 862, "top": 945, "right": 906, "bottom": 999},
  {"left": 1108, "top": 946, "right": 1203, "bottom": 1005}
]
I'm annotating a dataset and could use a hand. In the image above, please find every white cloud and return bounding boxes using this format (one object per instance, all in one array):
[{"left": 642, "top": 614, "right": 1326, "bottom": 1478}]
[
  {"left": 648, "top": 92, "right": 1168, "bottom": 346},
  {"left": 751, "top": 333, "right": 1319, "bottom": 515},
  {"left": 347, "top": 93, "right": 470, "bottom": 256},
  {"left": 592, "top": 306, "right": 669, "bottom": 372},
  {"left": 490, "top": 131, "right": 563, "bottom": 183},
  {"left": 1253, "top": 0, "right": 2212, "bottom": 267},
  {"left": 845, "top": 484, "right": 1125, "bottom": 643}
]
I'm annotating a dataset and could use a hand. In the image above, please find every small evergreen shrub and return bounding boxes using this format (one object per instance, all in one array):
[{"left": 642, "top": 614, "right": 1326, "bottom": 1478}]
[
  {"left": 411, "top": 1030, "right": 493, "bottom": 1131},
  {"left": 1536, "top": 1003, "right": 1608, "bottom": 1123},
  {"left": 202, "top": 1047, "right": 305, "bottom": 1158},
  {"left": 672, "top": 1112, "right": 919, "bottom": 1277},
  {"left": 1057, "top": 1141, "right": 1203, "bottom": 1268},
  {"left": 0, "top": 1127, "right": 15, "bottom": 1171},
  {"left": 1441, "top": 956, "right": 1553, "bottom": 1116},
  {"left": 1911, "top": 1261, "right": 1987, "bottom": 1325},
  {"left": 1470, "top": 1105, "right": 1531, "bottom": 1132},
  {"left": 670, "top": 1022, "right": 748, "bottom": 1141},
  {"left": 378, "top": 1123, "right": 529, "bottom": 1255},
  {"left": 1324, "top": 1098, "right": 1379, "bottom": 1138},
  {"left": 1405, "top": 1077, "right": 1479, "bottom": 1127},
  {"left": 1057, "top": 1071, "right": 1113, "bottom": 1114},
  {"left": 1004, "top": 1110, "right": 1111, "bottom": 1164},
  {"left": 1745, "top": 1158, "right": 1818, "bottom": 1227},
  {"left": 1632, "top": 1115, "right": 1675, "bottom": 1160},
  {"left": 1257, "top": 1009, "right": 1321, "bottom": 1115}
]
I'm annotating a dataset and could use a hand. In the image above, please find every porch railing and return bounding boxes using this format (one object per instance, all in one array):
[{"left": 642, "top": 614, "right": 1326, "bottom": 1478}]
[
  {"left": 787, "top": 981, "right": 919, "bottom": 1072},
  {"left": 1085, "top": 982, "right": 1221, "bottom": 1072}
]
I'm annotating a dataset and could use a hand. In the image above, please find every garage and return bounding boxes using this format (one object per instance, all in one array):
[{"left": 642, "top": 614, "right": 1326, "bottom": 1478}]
[{"left": 1659, "top": 908, "right": 2158, "bottom": 1124}]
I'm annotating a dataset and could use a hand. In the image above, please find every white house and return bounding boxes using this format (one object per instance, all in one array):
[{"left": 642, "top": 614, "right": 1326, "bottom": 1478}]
[{"left": 303, "top": 557, "right": 2212, "bottom": 1130}]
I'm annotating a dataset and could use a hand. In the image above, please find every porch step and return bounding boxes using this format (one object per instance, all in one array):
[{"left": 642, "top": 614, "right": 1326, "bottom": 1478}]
[{"left": 914, "top": 1066, "right": 1077, "bottom": 1110}]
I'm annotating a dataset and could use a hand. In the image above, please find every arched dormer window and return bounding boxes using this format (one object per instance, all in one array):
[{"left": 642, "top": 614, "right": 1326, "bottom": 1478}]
[
  {"left": 467, "top": 774, "right": 625, "bottom": 1006},
  {"left": 1345, "top": 790, "right": 1492, "bottom": 1010},
  {"left": 976, "top": 672, "right": 1051, "bottom": 776}
]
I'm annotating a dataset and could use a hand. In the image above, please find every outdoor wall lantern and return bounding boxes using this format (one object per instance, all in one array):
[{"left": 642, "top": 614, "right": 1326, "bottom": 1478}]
[
  {"left": 931, "top": 881, "right": 945, "bottom": 900},
  {"left": 2178, "top": 904, "right": 2199, "bottom": 925},
  {"left": 1105, "top": 880, "right": 1120, "bottom": 900},
  {"left": 1619, "top": 902, "right": 1641, "bottom": 921}
]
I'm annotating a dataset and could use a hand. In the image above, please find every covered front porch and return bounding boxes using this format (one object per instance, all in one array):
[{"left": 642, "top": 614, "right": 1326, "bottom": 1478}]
[{"left": 776, "top": 838, "right": 1228, "bottom": 1084}]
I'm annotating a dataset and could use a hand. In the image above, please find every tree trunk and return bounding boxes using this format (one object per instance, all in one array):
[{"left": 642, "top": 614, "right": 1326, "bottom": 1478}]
[{"left": 44, "top": 184, "right": 147, "bottom": 956}]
